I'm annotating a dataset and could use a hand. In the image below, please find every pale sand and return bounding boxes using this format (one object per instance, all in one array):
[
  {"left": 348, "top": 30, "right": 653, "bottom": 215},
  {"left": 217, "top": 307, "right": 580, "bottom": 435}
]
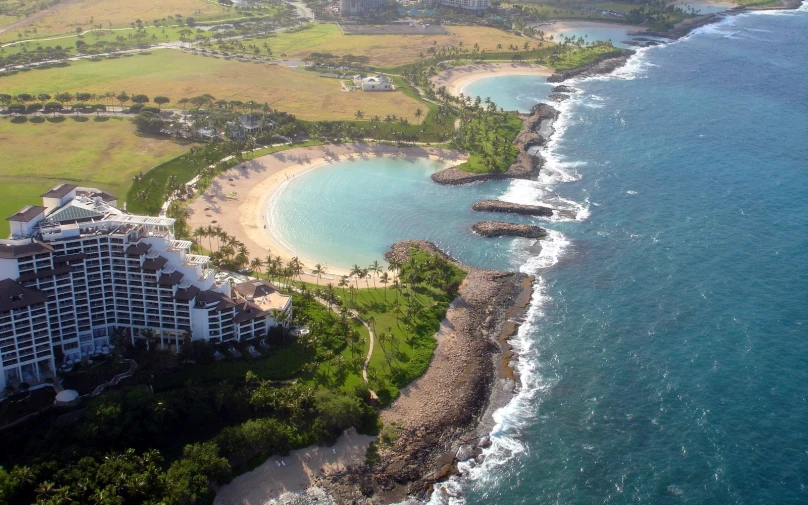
[
  {"left": 213, "top": 428, "right": 375, "bottom": 505},
  {"left": 431, "top": 62, "right": 553, "bottom": 99},
  {"left": 670, "top": 0, "right": 738, "bottom": 8},
  {"left": 535, "top": 20, "right": 649, "bottom": 39},
  {"left": 187, "top": 143, "right": 467, "bottom": 280}
]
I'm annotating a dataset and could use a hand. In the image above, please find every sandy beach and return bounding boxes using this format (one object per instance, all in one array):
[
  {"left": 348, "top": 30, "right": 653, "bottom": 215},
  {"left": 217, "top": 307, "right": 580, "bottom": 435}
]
[
  {"left": 431, "top": 62, "right": 553, "bottom": 98},
  {"left": 186, "top": 143, "right": 467, "bottom": 279},
  {"left": 535, "top": 20, "right": 649, "bottom": 39},
  {"left": 214, "top": 428, "right": 375, "bottom": 505}
]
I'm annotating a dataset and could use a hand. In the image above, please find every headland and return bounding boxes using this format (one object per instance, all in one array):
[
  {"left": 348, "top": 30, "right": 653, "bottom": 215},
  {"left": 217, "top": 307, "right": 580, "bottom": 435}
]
[
  {"left": 432, "top": 102, "right": 559, "bottom": 185},
  {"left": 317, "top": 240, "right": 534, "bottom": 503}
]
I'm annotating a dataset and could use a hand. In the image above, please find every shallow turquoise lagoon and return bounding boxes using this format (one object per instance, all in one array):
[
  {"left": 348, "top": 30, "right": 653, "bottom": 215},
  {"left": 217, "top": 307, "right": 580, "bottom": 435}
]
[
  {"left": 267, "top": 157, "right": 548, "bottom": 272},
  {"left": 462, "top": 76, "right": 553, "bottom": 113}
]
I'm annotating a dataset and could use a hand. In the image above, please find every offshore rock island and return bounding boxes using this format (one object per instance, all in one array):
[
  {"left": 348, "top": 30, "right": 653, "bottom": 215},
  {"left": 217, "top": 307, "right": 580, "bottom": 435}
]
[
  {"left": 472, "top": 200, "right": 555, "bottom": 217},
  {"left": 472, "top": 221, "right": 548, "bottom": 239}
]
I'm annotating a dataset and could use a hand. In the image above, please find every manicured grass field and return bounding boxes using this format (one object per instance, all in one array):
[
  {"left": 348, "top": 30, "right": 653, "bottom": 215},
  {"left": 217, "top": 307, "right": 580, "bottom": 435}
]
[
  {"left": 0, "top": 50, "right": 427, "bottom": 121},
  {"left": 0, "top": 116, "right": 192, "bottom": 236},
  {"left": 0, "top": 0, "right": 234, "bottom": 41},
  {"left": 254, "top": 23, "right": 536, "bottom": 66}
]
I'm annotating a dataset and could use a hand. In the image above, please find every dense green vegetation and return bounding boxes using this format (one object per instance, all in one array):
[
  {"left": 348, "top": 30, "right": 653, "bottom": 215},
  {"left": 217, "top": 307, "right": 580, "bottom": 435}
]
[
  {"left": 454, "top": 112, "right": 523, "bottom": 173},
  {"left": 326, "top": 249, "right": 466, "bottom": 402},
  {"left": 0, "top": 247, "right": 464, "bottom": 504},
  {"left": 0, "top": 297, "right": 377, "bottom": 505}
]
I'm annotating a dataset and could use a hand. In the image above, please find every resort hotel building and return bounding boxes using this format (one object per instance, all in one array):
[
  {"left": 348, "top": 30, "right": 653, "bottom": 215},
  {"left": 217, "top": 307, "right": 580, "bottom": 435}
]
[{"left": 0, "top": 184, "right": 292, "bottom": 392}]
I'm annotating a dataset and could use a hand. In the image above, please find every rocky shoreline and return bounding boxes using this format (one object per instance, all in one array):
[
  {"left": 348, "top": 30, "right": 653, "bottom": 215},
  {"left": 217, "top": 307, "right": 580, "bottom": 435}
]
[
  {"left": 546, "top": 48, "right": 635, "bottom": 83},
  {"left": 304, "top": 240, "right": 533, "bottom": 504},
  {"left": 472, "top": 199, "right": 554, "bottom": 217},
  {"left": 472, "top": 221, "right": 547, "bottom": 239},
  {"left": 431, "top": 103, "right": 559, "bottom": 186}
]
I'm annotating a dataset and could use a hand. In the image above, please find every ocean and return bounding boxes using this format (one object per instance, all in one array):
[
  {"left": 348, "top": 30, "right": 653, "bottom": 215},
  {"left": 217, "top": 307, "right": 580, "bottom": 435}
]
[{"left": 269, "top": 6, "right": 808, "bottom": 504}]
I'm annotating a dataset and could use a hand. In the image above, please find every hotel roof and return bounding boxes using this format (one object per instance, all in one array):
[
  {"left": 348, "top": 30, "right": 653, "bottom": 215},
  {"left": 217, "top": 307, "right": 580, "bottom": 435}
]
[
  {"left": 76, "top": 188, "right": 117, "bottom": 202},
  {"left": 0, "top": 241, "right": 54, "bottom": 259},
  {"left": 233, "top": 279, "right": 291, "bottom": 312},
  {"left": 7, "top": 205, "right": 47, "bottom": 223},
  {"left": 41, "top": 184, "right": 78, "bottom": 199},
  {"left": 0, "top": 279, "right": 48, "bottom": 312}
]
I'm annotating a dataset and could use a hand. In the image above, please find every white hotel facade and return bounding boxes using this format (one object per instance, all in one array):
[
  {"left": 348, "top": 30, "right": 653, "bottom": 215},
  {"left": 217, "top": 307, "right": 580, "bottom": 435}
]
[{"left": 0, "top": 184, "right": 291, "bottom": 392}]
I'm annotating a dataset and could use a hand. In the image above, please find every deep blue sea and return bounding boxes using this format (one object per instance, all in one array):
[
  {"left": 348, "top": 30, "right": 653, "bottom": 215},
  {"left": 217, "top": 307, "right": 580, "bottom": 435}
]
[
  {"left": 449, "top": 7, "right": 808, "bottom": 505},
  {"left": 270, "top": 6, "right": 808, "bottom": 504}
]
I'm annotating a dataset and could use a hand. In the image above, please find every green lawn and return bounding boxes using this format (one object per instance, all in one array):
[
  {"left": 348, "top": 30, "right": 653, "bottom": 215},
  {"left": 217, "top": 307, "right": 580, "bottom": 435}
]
[
  {"left": 0, "top": 116, "right": 192, "bottom": 236},
  {"left": 544, "top": 43, "right": 624, "bottom": 71},
  {"left": 0, "top": 0, "right": 238, "bottom": 42},
  {"left": 250, "top": 23, "right": 535, "bottom": 67},
  {"left": 0, "top": 49, "right": 428, "bottom": 121}
]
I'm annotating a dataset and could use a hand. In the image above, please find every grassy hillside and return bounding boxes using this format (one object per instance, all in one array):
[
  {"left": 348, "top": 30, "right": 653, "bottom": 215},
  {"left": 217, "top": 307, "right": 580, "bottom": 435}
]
[{"left": 0, "top": 116, "right": 191, "bottom": 236}]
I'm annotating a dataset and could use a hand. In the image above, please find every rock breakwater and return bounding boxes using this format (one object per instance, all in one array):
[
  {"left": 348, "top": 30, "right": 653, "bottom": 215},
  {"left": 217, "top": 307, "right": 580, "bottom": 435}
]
[
  {"left": 472, "top": 221, "right": 547, "bottom": 239},
  {"left": 472, "top": 199, "right": 554, "bottom": 217}
]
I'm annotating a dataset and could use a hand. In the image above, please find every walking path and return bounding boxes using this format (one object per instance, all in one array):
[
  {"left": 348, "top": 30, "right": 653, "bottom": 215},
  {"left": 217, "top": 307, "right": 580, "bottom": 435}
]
[
  {"left": 0, "top": 0, "right": 82, "bottom": 36},
  {"left": 281, "top": 282, "right": 376, "bottom": 390}
]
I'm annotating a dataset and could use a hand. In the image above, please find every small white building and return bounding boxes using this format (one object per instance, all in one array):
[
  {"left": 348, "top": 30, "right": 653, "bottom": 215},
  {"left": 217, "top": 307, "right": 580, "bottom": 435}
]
[{"left": 359, "top": 75, "right": 393, "bottom": 92}]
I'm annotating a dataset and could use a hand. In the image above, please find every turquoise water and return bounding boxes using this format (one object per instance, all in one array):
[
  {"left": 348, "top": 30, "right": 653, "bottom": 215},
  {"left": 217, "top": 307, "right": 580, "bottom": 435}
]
[
  {"left": 552, "top": 27, "right": 646, "bottom": 49},
  {"left": 268, "top": 157, "right": 549, "bottom": 272},
  {"left": 269, "top": 6, "right": 808, "bottom": 504},
  {"left": 463, "top": 76, "right": 554, "bottom": 112}
]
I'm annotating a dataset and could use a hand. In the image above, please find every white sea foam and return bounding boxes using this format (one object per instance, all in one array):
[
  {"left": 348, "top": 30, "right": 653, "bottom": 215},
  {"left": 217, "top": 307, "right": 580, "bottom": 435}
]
[{"left": 426, "top": 230, "right": 569, "bottom": 505}]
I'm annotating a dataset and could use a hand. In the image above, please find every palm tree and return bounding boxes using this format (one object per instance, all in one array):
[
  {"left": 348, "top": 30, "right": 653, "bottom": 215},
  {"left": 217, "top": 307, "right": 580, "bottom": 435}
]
[
  {"left": 338, "top": 275, "right": 348, "bottom": 299},
  {"left": 368, "top": 260, "right": 381, "bottom": 289},
  {"left": 250, "top": 257, "right": 263, "bottom": 274},
  {"left": 350, "top": 264, "right": 362, "bottom": 288},
  {"left": 312, "top": 263, "right": 324, "bottom": 286},
  {"left": 380, "top": 271, "right": 389, "bottom": 299}
]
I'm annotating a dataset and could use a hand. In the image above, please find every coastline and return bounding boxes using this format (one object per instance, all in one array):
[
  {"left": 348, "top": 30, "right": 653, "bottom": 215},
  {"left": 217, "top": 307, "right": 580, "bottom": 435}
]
[
  {"left": 212, "top": 6, "right": 805, "bottom": 503},
  {"left": 430, "top": 62, "right": 553, "bottom": 98},
  {"left": 431, "top": 102, "right": 559, "bottom": 186},
  {"left": 186, "top": 143, "right": 467, "bottom": 279},
  {"left": 535, "top": 20, "right": 650, "bottom": 38},
  {"left": 209, "top": 241, "right": 535, "bottom": 505},
  {"left": 214, "top": 428, "right": 375, "bottom": 505},
  {"left": 316, "top": 241, "right": 534, "bottom": 503}
]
